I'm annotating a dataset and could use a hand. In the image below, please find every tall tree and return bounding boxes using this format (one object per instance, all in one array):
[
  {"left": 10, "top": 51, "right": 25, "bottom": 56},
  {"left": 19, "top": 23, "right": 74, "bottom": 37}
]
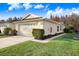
[
  {"left": 13, "top": 17, "right": 18, "bottom": 21},
  {"left": 7, "top": 17, "right": 13, "bottom": 22}
]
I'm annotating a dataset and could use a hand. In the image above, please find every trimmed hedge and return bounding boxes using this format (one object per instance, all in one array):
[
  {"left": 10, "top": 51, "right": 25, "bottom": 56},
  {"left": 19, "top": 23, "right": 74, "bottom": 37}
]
[
  {"left": 3, "top": 27, "right": 12, "bottom": 35},
  {"left": 3, "top": 28, "right": 17, "bottom": 35},
  {"left": 63, "top": 27, "right": 74, "bottom": 33},
  {"left": 63, "top": 28, "right": 69, "bottom": 33},
  {"left": 32, "top": 29, "right": 45, "bottom": 39}
]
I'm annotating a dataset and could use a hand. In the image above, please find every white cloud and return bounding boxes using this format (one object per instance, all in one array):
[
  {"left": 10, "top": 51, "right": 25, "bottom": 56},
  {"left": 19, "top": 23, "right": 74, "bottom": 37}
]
[
  {"left": 8, "top": 3, "right": 33, "bottom": 11},
  {"left": 7, "top": 3, "right": 49, "bottom": 11},
  {"left": 44, "top": 7, "right": 65, "bottom": 18},
  {"left": 23, "top": 3, "right": 33, "bottom": 10},
  {"left": 45, "top": 7, "right": 79, "bottom": 18},
  {"left": 44, "top": 10, "right": 53, "bottom": 18},
  {"left": 8, "top": 3, "right": 21, "bottom": 11},
  {"left": 34, "top": 4, "right": 44, "bottom": 9}
]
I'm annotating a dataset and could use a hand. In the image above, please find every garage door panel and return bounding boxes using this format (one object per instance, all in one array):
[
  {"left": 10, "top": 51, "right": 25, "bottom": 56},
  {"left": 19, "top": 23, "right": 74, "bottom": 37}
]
[{"left": 19, "top": 25, "right": 32, "bottom": 36}]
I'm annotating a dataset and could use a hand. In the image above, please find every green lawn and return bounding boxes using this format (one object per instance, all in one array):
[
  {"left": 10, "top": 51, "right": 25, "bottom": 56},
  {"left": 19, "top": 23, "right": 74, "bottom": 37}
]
[{"left": 0, "top": 33, "right": 79, "bottom": 56}]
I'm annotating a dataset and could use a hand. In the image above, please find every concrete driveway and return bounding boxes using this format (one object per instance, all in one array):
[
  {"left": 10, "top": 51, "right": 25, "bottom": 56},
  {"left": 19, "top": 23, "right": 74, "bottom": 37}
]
[
  {"left": 0, "top": 36, "right": 33, "bottom": 49},
  {"left": 0, "top": 34, "right": 65, "bottom": 49},
  {"left": 0, "top": 36, "right": 49, "bottom": 49}
]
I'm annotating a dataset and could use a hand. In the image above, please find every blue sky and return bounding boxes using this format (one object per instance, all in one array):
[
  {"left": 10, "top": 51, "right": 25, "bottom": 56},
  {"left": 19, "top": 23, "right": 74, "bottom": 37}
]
[{"left": 0, "top": 3, "right": 79, "bottom": 20}]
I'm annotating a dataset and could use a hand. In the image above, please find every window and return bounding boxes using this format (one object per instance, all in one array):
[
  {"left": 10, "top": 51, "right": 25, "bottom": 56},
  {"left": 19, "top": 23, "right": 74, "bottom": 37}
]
[{"left": 57, "top": 26, "right": 59, "bottom": 32}]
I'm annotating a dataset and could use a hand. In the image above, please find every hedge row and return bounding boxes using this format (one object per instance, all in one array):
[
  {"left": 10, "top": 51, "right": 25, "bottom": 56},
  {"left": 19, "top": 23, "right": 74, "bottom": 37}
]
[
  {"left": 3, "top": 27, "right": 17, "bottom": 35},
  {"left": 63, "top": 26, "right": 74, "bottom": 33},
  {"left": 32, "top": 29, "right": 45, "bottom": 39}
]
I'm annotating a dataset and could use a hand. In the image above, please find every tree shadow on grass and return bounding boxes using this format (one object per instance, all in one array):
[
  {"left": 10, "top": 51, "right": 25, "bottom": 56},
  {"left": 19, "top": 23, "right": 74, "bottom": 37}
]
[{"left": 54, "top": 33, "right": 77, "bottom": 41}]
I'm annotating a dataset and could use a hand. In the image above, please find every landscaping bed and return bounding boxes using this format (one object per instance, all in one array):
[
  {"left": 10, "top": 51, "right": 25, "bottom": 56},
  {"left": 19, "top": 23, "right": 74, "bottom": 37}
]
[
  {"left": 0, "top": 35, "right": 12, "bottom": 39},
  {"left": 0, "top": 34, "right": 16, "bottom": 39}
]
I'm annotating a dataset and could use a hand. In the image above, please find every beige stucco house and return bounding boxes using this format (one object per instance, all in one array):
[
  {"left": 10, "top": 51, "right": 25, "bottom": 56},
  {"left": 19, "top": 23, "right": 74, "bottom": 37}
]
[{"left": 0, "top": 14, "right": 65, "bottom": 36}]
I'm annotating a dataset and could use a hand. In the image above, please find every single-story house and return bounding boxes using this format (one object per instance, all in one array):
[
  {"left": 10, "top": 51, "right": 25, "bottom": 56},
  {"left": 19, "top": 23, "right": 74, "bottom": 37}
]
[{"left": 0, "top": 13, "right": 65, "bottom": 37}]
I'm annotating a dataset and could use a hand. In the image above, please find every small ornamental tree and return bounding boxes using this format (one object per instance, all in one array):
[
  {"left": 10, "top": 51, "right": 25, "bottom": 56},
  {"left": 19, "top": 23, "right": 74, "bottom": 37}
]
[
  {"left": 32, "top": 29, "right": 45, "bottom": 39},
  {"left": 11, "top": 29, "right": 17, "bottom": 35}
]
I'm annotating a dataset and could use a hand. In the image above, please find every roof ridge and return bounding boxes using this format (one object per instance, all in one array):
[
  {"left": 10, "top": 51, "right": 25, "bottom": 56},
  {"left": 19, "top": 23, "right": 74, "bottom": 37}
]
[{"left": 22, "top": 13, "right": 42, "bottom": 20}]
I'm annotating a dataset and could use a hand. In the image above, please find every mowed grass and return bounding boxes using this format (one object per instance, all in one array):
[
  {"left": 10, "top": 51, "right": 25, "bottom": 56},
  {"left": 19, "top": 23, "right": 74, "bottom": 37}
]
[{"left": 0, "top": 33, "right": 79, "bottom": 56}]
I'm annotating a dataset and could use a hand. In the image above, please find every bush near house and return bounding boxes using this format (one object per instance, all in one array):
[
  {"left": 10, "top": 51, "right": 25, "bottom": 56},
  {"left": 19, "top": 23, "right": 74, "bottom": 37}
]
[
  {"left": 3, "top": 27, "right": 12, "bottom": 35},
  {"left": 3, "top": 28, "right": 17, "bottom": 36},
  {"left": 11, "top": 29, "right": 17, "bottom": 35},
  {"left": 63, "top": 28, "right": 71, "bottom": 33},
  {"left": 32, "top": 29, "right": 45, "bottom": 39},
  {"left": 63, "top": 26, "right": 74, "bottom": 33}
]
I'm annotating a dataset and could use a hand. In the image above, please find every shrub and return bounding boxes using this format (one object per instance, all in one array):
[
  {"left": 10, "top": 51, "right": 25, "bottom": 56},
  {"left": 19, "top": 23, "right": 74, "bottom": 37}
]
[
  {"left": 11, "top": 29, "right": 17, "bottom": 35},
  {"left": 74, "top": 29, "right": 79, "bottom": 33},
  {"left": 69, "top": 26, "right": 74, "bottom": 30},
  {"left": 63, "top": 28, "right": 68, "bottom": 33},
  {"left": 63, "top": 27, "right": 73, "bottom": 33},
  {"left": 3, "top": 27, "right": 12, "bottom": 35},
  {"left": 32, "top": 29, "right": 45, "bottom": 39}
]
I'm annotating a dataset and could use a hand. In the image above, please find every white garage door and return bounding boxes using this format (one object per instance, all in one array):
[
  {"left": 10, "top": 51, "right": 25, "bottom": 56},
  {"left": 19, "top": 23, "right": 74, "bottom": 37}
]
[
  {"left": 0, "top": 26, "right": 6, "bottom": 34},
  {"left": 19, "top": 24, "right": 32, "bottom": 37}
]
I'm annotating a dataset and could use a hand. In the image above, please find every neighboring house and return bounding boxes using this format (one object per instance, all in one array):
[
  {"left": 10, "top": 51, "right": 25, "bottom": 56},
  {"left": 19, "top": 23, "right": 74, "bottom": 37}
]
[{"left": 0, "top": 14, "right": 65, "bottom": 36}]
